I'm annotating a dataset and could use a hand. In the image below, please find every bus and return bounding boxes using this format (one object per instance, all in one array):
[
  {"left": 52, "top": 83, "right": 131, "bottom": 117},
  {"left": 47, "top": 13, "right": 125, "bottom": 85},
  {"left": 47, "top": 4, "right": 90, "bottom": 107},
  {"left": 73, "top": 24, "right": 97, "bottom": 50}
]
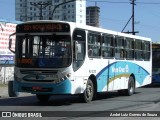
[
  {"left": 8, "top": 20, "right": 152, "bottom": 103},
  {"left": 152, "top": 43, "right": 160, "bottom": 83}
]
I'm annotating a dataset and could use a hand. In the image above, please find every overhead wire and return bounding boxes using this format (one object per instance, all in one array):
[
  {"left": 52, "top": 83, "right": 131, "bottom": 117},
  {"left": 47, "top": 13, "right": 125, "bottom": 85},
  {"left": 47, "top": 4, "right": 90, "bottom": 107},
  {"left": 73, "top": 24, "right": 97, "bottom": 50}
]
[
  {"left": 87, "top": 0, "right": 160, "bottom": 33},
  {"left": 87, "top": 0, "right": 160, "bottom": 4}
]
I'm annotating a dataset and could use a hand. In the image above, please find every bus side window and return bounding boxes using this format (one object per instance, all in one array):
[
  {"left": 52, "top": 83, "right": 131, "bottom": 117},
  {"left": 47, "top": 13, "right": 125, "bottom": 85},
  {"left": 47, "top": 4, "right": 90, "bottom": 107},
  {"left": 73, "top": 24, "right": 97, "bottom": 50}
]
[
  {"left": 88, "top": 32, "right": 101, "bottom": 57},
  {"left": 102, "top": 34, "right": 114, "bottom": 58},
  {"left": 115, "top": 36, "right": 125, "bottom": 59}
]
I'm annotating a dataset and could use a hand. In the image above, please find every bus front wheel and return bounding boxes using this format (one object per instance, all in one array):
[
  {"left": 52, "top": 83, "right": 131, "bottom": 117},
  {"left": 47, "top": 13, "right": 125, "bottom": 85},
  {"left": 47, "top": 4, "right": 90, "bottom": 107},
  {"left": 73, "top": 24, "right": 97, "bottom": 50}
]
[
  {"left": 36, "top": 94, "right": 50, "bottom": 103},
  {"left": 80, "top": 79, "right": 94, "bottom": 103},
  {"left": 8, "top": 81, "right": 19, "bottom": 97}
]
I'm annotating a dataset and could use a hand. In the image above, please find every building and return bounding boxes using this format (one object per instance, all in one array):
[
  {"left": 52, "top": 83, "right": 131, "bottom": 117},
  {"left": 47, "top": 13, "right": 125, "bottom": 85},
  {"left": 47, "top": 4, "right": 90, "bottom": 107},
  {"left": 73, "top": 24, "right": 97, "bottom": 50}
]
[
  {"left": 15, "top": 0, "right": 86, "bottom": 24},
  {"left": 15, "top": 0, "right": 51, "bottom": 21},
  {"left": 86, "top": 6, "right": 100, "bottom": 27}
]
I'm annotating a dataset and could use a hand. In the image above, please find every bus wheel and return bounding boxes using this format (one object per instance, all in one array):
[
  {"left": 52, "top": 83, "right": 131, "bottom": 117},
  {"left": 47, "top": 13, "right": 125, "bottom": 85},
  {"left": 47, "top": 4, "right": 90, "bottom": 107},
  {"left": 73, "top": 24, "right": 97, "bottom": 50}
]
[
  {"left": 125, "top": 76, "right": 135, "bottom": 96},
  {"left": 80, "top": 79, "right": 94, "bottom": 103},
  {"left": 8, "top": 81, "right": 19, "bottom": 97},
  {"left": 36, "top": 94, "right": 50, "bottom": 103}
]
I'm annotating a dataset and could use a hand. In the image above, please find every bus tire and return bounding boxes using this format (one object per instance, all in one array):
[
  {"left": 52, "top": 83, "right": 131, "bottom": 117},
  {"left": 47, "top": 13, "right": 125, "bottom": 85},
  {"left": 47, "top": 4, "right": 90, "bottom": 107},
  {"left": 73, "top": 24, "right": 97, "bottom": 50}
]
[
  {"left": 36, "top": 94, "right": 50, "bottom": 103},
  {"left": 8, "top": 81, "right": 19, "bottom": 97},
  {"left": 125, "top": 76, "right": 135, "bottom": 96},
  {"left": 80, "top": 79, "right": 94, "bottom": 103}
]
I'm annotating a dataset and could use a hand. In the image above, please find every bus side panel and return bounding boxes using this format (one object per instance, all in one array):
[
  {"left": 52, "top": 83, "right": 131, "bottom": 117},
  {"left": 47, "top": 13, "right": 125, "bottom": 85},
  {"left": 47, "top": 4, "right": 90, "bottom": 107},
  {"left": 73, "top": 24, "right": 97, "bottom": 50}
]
[
  {"left": 96, "top": 61, "right": 151, "bottom": 92},
  {"left": 87, "top": 58, "right": 103, "bottom": 92},
  {"left": 134, "top": 61, "right": 152, "bottom": 88},
  {"left": 73, "top": 60, "right": 89, "bottom": 94}
]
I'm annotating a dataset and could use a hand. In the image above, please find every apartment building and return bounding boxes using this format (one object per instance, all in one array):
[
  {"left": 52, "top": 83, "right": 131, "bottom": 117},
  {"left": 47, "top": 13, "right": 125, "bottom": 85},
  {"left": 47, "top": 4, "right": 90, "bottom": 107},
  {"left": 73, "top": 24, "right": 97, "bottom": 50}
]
[
  {"left": 86, "top": 6, "right": 100, "bottom": 27},
  {"left": 15, "top": 0, "right": 86, "bottom": 24}
]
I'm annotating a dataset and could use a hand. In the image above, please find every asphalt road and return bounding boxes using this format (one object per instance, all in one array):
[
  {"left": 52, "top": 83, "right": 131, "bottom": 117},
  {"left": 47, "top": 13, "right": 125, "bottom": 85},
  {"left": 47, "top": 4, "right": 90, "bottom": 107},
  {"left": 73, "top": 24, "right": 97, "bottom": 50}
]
[{"left": 0, "top": 83, "right": 160, "bottom": 120}]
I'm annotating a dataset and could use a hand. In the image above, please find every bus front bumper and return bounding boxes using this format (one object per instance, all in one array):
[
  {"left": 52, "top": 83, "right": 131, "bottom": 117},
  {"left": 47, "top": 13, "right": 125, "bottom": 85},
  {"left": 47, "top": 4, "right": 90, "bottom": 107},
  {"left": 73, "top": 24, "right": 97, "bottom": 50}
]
[{"left": 13, "top": 80, "right": 72, "bottom": 95}]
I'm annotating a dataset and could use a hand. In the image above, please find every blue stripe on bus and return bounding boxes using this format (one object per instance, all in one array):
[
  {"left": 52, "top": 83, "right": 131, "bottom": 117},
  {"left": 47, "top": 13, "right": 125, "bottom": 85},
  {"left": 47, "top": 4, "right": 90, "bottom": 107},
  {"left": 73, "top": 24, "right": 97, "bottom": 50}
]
[{"left": 96, "top": 61, "right": 150, "bottom": 92}]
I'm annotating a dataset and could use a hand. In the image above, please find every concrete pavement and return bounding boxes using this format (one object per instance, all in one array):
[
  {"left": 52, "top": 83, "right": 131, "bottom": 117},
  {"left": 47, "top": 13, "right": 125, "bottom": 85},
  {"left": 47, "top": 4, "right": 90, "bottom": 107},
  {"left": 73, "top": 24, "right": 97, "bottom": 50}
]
[
  {"left": 0, "top": 84, "right": 32, "bottom": 98},
  {"left": 0, "top": 85, "right": 8, "bottom": 98}
]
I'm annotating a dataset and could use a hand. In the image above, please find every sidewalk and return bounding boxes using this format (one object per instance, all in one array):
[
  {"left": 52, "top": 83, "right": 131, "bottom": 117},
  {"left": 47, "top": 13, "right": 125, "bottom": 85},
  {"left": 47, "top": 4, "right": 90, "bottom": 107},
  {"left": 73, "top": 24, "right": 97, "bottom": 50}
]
[
  {"left": 0, "top": 84, "right": 32, "bottom": 98},
  {"left": 0, "top": 85, "right": 8, "bottom": 98}
]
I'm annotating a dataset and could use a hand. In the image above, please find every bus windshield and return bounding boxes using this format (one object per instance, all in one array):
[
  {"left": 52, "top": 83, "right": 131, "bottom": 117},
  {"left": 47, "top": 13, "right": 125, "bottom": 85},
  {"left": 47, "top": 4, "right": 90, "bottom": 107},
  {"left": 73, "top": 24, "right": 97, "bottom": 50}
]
[{"left": 15, "top": 34, "right": 71, "bottom": 68}]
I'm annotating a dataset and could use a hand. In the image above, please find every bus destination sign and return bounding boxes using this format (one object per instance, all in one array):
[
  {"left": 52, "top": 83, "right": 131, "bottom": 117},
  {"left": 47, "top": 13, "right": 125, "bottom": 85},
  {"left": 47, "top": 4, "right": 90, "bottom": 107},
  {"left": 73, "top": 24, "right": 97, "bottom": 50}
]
[{"left": 16, "top": 23, "right": 70, "bottom": 33}]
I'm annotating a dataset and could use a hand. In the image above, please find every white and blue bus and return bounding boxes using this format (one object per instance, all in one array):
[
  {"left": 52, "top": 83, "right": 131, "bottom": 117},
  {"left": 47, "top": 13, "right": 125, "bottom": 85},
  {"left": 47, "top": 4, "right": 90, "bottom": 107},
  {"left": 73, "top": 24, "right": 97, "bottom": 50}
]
[{"left": 9, "top": 20, "right": 152, "bottom": 103}]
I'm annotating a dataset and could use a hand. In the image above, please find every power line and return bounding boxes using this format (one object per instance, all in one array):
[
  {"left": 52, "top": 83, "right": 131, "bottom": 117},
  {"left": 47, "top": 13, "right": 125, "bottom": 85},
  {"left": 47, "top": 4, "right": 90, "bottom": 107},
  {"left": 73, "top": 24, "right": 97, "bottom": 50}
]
[
  {"left": 87, "top": 0, "right": 130, "bottom": 3},
  {"left": 87, "top": 0, "right": 160, "bottom": 4}
]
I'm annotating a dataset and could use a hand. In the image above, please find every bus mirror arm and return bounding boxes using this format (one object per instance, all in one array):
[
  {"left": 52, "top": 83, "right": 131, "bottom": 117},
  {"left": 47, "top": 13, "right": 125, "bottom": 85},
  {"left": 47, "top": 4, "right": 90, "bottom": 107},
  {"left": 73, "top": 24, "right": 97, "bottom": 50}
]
[{"left": 9, "top": 33, "right": 16, "bottom": 54}]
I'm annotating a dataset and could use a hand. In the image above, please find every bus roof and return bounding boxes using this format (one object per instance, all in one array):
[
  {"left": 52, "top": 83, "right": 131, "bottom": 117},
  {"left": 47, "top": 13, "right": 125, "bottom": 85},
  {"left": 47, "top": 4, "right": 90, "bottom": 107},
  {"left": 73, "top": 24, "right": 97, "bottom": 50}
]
[
  {"left": 70, "top": 21, "right": 151, "bottom": 42},
  {"left": 17, "top": 20, "right": 151, "bottom": 41}
]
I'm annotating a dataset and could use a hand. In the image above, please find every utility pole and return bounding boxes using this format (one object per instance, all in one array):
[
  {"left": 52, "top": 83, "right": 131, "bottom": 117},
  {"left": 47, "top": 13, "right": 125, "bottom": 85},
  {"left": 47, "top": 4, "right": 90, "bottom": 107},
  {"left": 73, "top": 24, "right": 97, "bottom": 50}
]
[
  {"left": 131, "top": 0, "right": 135, "bottom": 35},
  {"left": 51, "top": 0, "right": 75, "bottom": 19},
  {"left": 122, "top": 0, "right": 138, "bottom": 35},
  {"left": 31, "top": 1, "right": 51, "bottom": 20}
]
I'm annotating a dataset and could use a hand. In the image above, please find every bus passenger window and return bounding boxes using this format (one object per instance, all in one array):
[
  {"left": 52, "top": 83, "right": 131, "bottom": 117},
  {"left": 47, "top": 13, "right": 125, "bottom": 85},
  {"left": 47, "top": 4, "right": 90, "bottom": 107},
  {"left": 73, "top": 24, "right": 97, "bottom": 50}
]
[
  {"left": 88, "top": 32, "right": 101, "bottom": 57},
  {"left": 120, "top": 50, "right": 124, "bottom": 58},
  {"left": 102, "top": 34, "right": 115, "bottom": 58},
  {"left": 88, "top": 48, "right": 93, "bottom": 56}
]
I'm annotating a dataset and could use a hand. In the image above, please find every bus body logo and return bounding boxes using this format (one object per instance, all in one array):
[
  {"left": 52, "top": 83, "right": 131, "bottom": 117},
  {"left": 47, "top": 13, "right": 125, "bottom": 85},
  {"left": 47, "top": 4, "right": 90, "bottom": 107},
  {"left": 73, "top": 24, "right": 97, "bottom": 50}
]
[{"left": 112, "top": 65, "right": 129, "bottom": 73}]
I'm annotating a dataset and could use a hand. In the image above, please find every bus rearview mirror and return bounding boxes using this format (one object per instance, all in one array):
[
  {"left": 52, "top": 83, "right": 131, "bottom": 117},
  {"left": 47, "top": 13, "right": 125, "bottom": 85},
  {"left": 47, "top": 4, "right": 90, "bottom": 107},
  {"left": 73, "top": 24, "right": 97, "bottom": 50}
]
[{"left": 9, "top": 33, "right": 16, "bottom": 53}]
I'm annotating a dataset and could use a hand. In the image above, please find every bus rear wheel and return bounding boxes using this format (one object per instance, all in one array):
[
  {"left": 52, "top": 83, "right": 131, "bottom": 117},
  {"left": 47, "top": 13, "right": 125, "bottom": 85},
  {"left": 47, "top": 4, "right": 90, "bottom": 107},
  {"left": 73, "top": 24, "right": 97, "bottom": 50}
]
[
  {"left": 125, "top": 76, "right": 135, "bottom": 96},
  {"left": 80, "top": 79, "right": 94, "bottom": 103},
  {"left": 36, "top": 94, "right": 50, "bottom": 103},
  {"left": 118, "top": 76, "right": 135, "bottom": 96}
]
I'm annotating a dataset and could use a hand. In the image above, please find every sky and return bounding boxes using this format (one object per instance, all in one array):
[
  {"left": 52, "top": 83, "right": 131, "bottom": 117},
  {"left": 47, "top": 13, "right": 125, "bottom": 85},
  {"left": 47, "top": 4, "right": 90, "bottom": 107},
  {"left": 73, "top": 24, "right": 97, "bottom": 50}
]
[{"left": 0, "top": 0, "right": 160, "bottom": 42}]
